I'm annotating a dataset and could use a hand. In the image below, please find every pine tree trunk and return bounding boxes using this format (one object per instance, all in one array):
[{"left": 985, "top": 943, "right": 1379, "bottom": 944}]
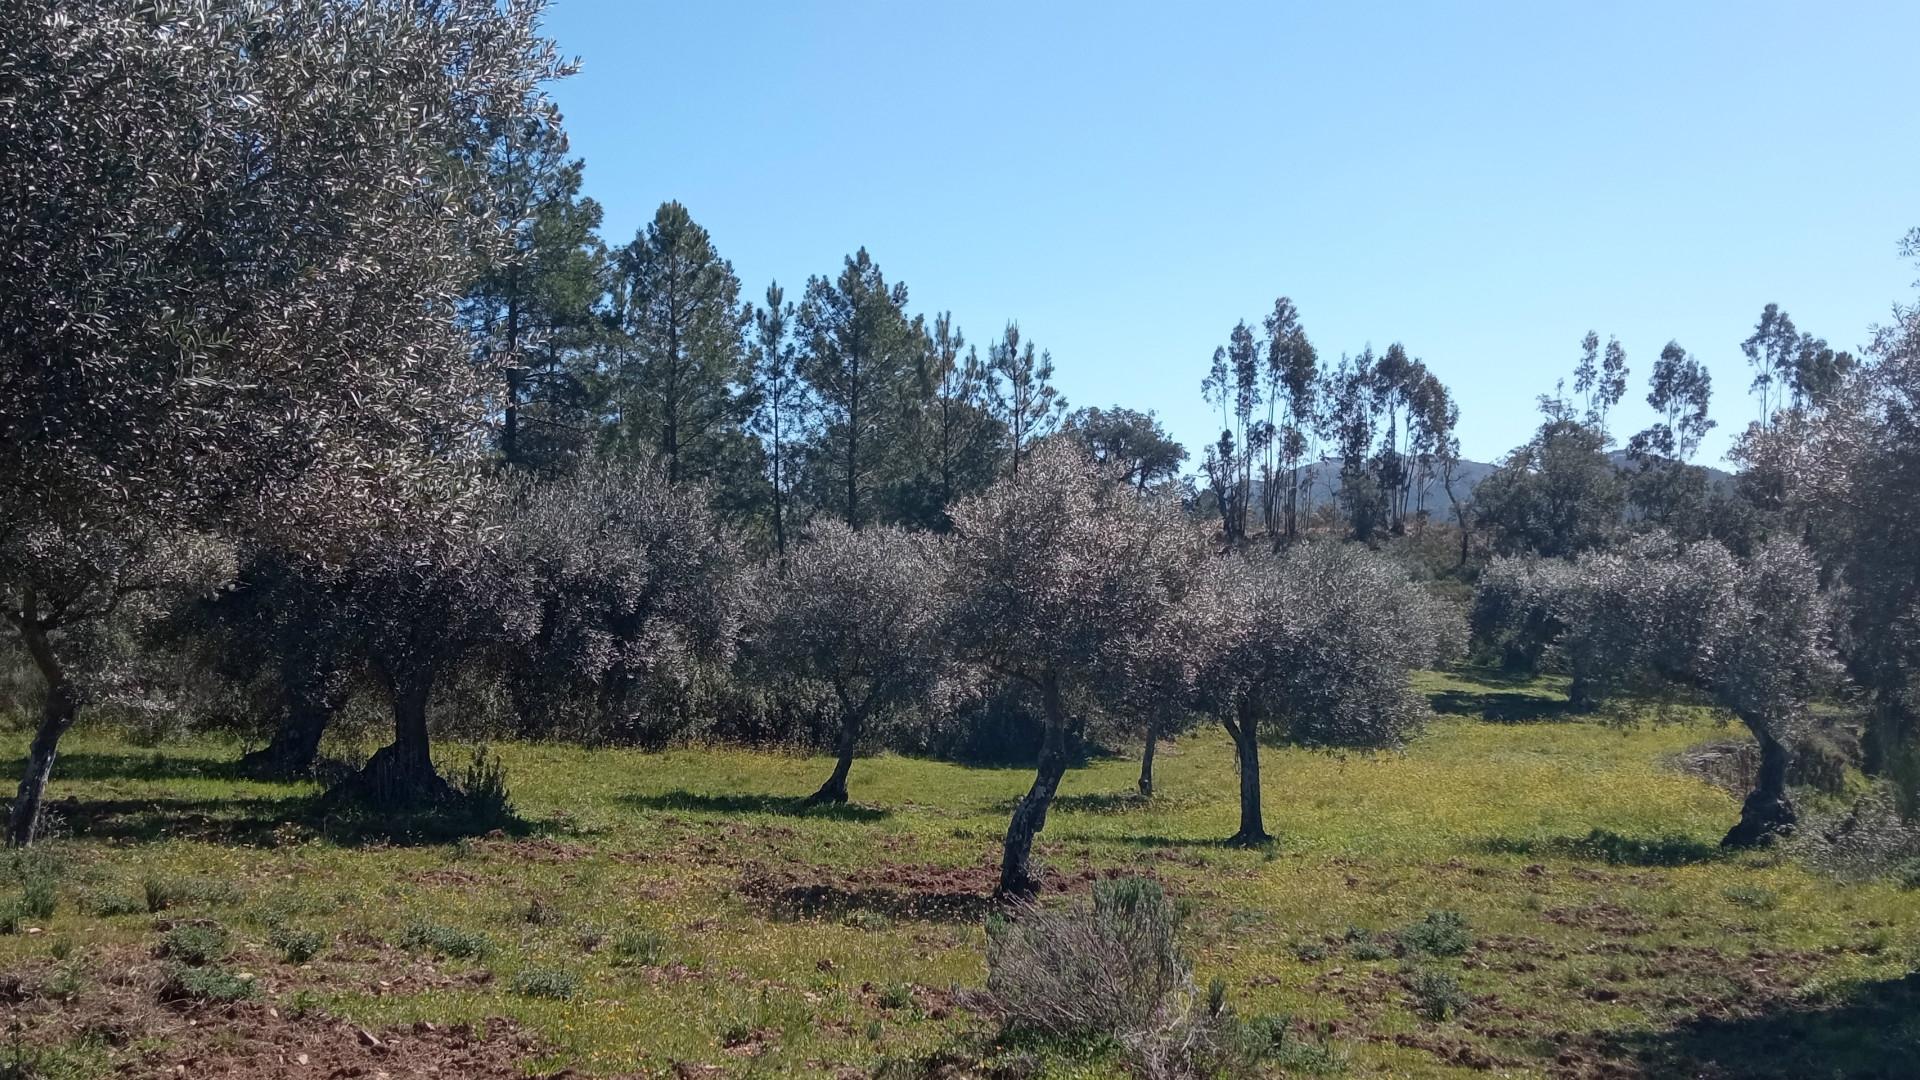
[
  {"left": 1723, "top": 719, "right": 1796, "bottom": 848},
  {"left": 808, "top": 703, "right": 862, "bottom": 805},
  {"left": 1225, "top": 700, "right": 1270, "bottom": 846},
  {"left": 7, "top": 621, "right": 77, "bottom": 847},
  {"left": 1138, "top": 723, "right": 1158, "bottom": 798},
  {"left": 998, "top": 673, "right": 1075, "bottom": 899}
]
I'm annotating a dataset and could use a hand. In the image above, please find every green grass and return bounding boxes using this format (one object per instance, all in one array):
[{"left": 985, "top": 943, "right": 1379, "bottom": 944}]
[{"left": 1, "top": 667, "right": 1916, "bottom": 1077}]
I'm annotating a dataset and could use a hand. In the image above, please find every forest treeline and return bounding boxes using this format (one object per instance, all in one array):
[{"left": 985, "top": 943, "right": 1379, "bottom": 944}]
[{"left": 4, "top": 0, "right": 1919, "bottom": 897}]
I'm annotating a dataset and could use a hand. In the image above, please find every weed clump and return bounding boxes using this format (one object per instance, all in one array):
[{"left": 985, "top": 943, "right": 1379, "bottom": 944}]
[
  {"left": 158, "top": 921, "right": 231, "bottom": 966},
  {"left": 610, "top": 927, "right": 666, "bottom": 966},
  {"left": 1408, "top": 969, "right": 1469, "bottom": 1021},
  {"left": 1722, "top": 884, "right": 1780, "bottom": 910},
  {"left": 398, "top": 920, "right": 492, "bottom": 960},
  {"left": 268, "top": 925, "right": 326, "bottom": 964},
  {"left": 143, "top": 875, "right": 238, "bottom": 914},
  {"left": 158, "top": 963, "right": 257, "bottom": 1003},
  {"left": 79, "top": 887, "right": 144, "bottom": 917},
  {"left": 1397, "top": 910, "right": 1472, "bottom": 957},
  {"left": 509, "top": 966, "right": 580, "bottom": 1000}
]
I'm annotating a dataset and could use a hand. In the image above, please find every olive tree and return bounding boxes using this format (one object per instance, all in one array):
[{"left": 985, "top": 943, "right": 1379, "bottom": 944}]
[
  {"left": 500, "top": 462, "right": 745, "bottom": 744},
  {"left": 750, "top": 522, "right": 946, "bottom": 803},
  {"left": 1, "top": 0, "right": 566, "bottom": 842},
  {"left": 1199, "top": 545, "right": 1457, "bottom": 845},
  {"left": 1515, "top": 536, "right": 1842, "bottom": 846},
  {"left": 946, "top": 442, "right": 1214, "bottom": 897}
]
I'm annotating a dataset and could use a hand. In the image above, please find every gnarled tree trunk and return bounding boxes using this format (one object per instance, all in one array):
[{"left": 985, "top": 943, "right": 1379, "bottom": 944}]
[
  {"left": 238, "top": 664, "right": 346, "bottom": 779},
  {"left": 1723, "top": 718, "right": 1796, "bottom": 848},
  {"left": 333, "top": 663, "right": 450, "bottom": 807},
  {"left": 998, "top": 673, "right": 1077, "bottom": 899},
  {"left": 1138, "top": 721, "right": 1158, "bottom": 798},
  {"left": 1223, "top": 698, "right": 1270, "bottom": 846},
  {"left": 808, "top": 691, "right": 864, "bottom": 805},
  {"left": 7, "top": 619, "right": 77, "bottom": 847}
]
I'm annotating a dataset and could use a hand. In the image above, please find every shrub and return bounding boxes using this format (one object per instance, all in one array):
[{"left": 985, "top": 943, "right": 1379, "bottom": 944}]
[
  {"left": 509, "top": 966, "right": 579, "bottom": 1000},
  {"left": 268, "top": 925, "right": 326, "bottom": 964},
  {"left": 398, "top": 920, "right": 491, "bottom": 960},
  {"left": 0, "top": 901, "right": 19, "bottom": 936},
  {"left": 986, "top": 877, "right": 1238, "bottom": 1078},
  {"left": 143, "top": 875, "right": 238, "bottom": 914},
  {"left": 1397, "top": 910, "right": 1472, "bottom": 957},
  {"left": 79, "top": 887, "right": 145, "bottom": 917},
  {"left": 17, "top": 875, "right": 56, "bottom": 920},
  {"left": 454, "top": 746, "right": 515, "bottom": 826},
  {"left": 158, "top": 963, "right": 257, "bottom": 1003},
  {"left": 1408, "top": 969, "right": 1469, "bottom": 1022},
  {"left": 159, "top": 921, "right": 230, "bottom": 966}
]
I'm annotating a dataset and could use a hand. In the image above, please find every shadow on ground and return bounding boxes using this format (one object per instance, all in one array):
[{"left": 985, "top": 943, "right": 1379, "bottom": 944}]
[
  {"left": 32, "top": 790, "right": 553, "bottom": 848},
  {"left": 620, "top": 789, "right": 890, "bottom": 822},
  {"left": 1588, "top": 973, "right": 1920, "bottom": 1078},
  {"left": 1477, "top": 827, "right": 1725, "bottom": 867},
  {"left": 1429, "top": 688, "right": 1585, "bottom": 724},
  {"left": 6, "top": 751, "right": 274, "bottom": 785}
]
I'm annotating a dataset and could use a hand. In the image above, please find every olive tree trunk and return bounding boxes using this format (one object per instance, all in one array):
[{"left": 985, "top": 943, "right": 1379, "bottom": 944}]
[
  {"left": 238, "top": 668, "right": 345, "bottom": 779},
  {"left": 1722, "top": 718, "right": 1796, "bottom": 848},
  {"left": 998, "top": 673, "right": 1077, "bottom": 899},
  {"left": 807, "top": 691, "right": 865, "bottom": 805},
  {"left": 7, "top": 621, "right": 77, "bottom": 847},
  {"left": 1222, "top": 698, "right": 1270, "bottom": 846},
  {"left": 334, "top": 663, "right": 450, "bottom": 807},
  {"left": 1137, "top": 721, "right": 1158, "bottom": 799}
]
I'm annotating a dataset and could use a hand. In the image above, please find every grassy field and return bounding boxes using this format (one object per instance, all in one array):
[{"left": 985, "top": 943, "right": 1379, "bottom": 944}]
[{"left": 1, "top": 669, "right": 1917, "bottom": 1078}]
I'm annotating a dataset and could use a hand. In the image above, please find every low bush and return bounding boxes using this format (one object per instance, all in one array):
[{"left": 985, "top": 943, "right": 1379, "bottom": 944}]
[
  {"left": 1397, "top": 910, "right": 1472, "bottom": 957},
  {"left": 159, "top": 921, "right": 230, "bottom": 966},
  {"left": 79, "top": 887, "right": 145, "bottom": 917},
  {"left": 986, "top": 876, "right": 1241, "bottom": 1079},
  {"left": 1408, "top": 969, "right": 1469, "bottom": 1021},
  {"left": 268, "top": 925, "right": 326, "bottom": 964},
  {"left": 508, "top": 966, "right": 580, "bottom": 1000},
  {"left": 398, "top": 920, "right": 492, "bottom": 960},
  {"left": 158, "top": 963, "right": 257, "bottom": 1003}
]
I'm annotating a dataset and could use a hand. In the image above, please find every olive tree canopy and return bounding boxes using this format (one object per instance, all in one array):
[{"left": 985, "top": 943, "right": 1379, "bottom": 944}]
[
  {"left": 945, "top": 441, "right": 1214, "bottom": 897},
  {"left": 1, "top": 0, "right": 569, "bottom": 842}
]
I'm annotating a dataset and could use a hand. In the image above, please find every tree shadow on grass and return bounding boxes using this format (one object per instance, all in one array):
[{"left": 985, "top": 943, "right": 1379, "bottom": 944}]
[
  {"left": 1429, "top": 689, "right": 1584, "bottom": 724},
  {"left": 990, "top": 791, "right": 1156, "bottom": 815},
  {"left": 3, "top": 751, "right": 272, "bottom": 786},
  {"left": 1049, "top": 831, "right": 1238, "bottom": 851},
  {"left": 40, "top": 791, "right": 555, "bottom": 848},
  {"left": 1588, "top": 973, "right": 1920, "bottom": 1079},
  {"left": 619, "top": 790, "right": 890, "bottom": 823},
  {"left": 1477, "top": 828, "right": 1725, "bottom": 867}
]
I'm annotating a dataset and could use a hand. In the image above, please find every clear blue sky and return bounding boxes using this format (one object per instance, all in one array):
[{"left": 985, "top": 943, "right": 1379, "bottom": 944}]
[{"left": 541, "top": 0, "right": 1918, "bottom": 466}]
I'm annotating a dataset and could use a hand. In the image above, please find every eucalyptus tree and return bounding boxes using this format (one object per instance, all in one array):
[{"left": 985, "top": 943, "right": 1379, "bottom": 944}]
[
  {"left": 1, "top": 0, "right": 565, "bottom": 843},
  {"left": 986, "top": 323, "right": 1066, "bottom": 479},
  {"left": 1742, "top": 303, "right": 1854, "bottom": 426},
  {"left": 751, "top": 522, "right": 946, "bottom": 803},
  {"left": 498, "top": 462, "right": 745, "bottom": 745},
  {"left": 1198, "top": 545, "right": 1455, "bottom": 845},
  {"left": 796, "top": 249, "right": 927, "bottom": 528},
  {"left": 1571, "top": 331, "right": 1630, "bottom": 434},
  {"left": 603, "top": 201, "right": 753, "bottom": 485},
  {"left": 1626, "top": 341, "right": 1717, "bottom": 529},
  {"left": 946, "top": 442, "right": 1214, "bottom": 897},
  {"left": 1474, "top": 400, "right": 1624, "bottom": 559},
  {"left": 1201, "top": 321, "right": 1264, "bottom": 543},
  {"left": 1061, "top": 407, "right": 1187, "bottom": 494},
  {"left": 1260, "top": 298, "right": 1321, "bottom": 544}
]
